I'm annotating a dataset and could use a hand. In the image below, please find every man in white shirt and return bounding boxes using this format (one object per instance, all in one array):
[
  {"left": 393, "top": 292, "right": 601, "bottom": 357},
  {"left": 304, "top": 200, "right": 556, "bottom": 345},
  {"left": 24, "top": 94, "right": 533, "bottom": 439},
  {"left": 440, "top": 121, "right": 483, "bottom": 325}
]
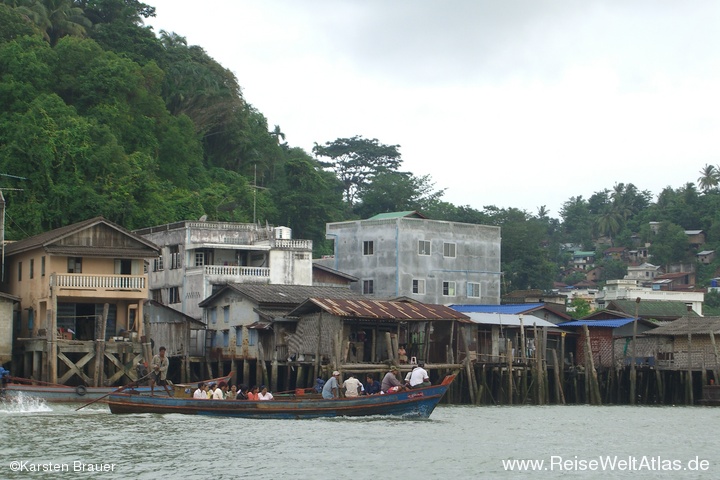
[
  {"left": 193, "top": 382, "right": 208, "bottom": 399},
  {"left": 342, "top": 374, "right": 364, "bottom": 397},
  {"left": 409, "top": 363, "right": 430, "bottom": 388},
  {"left": 212, "top": 381, "right": 227, "bottom": 399}
]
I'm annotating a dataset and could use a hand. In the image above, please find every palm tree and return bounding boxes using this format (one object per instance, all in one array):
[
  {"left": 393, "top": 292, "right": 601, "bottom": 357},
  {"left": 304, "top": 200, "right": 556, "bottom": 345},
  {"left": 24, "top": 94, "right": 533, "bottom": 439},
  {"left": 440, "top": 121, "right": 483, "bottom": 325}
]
[
  {"left": 595, "top": 209, "right": 622, "bottom": 246},
  {"left": 270, "top": 125, "right": 286, "bottom": 145},
  {"left": 697, "top": 164, "right": 719, "bottom": 193},
  {"left": 5, "top": 0, "right": 92, "bottom": 45}
]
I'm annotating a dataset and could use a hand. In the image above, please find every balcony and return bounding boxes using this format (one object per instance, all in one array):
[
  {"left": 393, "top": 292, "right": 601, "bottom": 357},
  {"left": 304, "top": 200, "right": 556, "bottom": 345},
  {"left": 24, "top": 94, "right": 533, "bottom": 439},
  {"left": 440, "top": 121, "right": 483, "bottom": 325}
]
[
  {"left": 204, "top": 265, "right": 270, "bottom": 279},
  {"left": 50, "top": 273, "right": 147, "bottom": 298}
]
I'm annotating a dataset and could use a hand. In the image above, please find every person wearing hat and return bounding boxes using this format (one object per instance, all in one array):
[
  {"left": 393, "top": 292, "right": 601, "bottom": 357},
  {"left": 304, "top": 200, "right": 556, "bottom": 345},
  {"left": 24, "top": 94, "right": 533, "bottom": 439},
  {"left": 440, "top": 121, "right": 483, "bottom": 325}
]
[
  {"left": 381, "top": 366, "right": 404, "bottom": 393},
  {"left": 322, "top": 371, "right": 341, "bottom": 399}
]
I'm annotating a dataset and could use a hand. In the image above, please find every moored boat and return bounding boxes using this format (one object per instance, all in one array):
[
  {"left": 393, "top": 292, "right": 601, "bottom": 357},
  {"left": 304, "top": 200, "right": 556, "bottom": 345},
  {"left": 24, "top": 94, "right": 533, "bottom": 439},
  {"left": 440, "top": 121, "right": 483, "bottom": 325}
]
[
  {"left": 2, "top": 374, "right": 232, "bottom": 403},
  {"left": 107, "top": 374, "right": 456, "bottom": 419}
]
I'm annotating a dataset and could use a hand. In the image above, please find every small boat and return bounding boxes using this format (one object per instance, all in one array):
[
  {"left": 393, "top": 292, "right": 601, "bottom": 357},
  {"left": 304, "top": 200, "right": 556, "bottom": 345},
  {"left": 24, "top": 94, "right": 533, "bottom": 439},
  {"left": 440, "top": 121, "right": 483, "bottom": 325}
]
[
  {"left": 107, "top": 374, "right": 456, "bottom": 419},
  {"left": 2, "top": 374, "right": 233, "bottom": 403},
  {"left": 700, "top": 384, "right": 720, "bottom": 406}
]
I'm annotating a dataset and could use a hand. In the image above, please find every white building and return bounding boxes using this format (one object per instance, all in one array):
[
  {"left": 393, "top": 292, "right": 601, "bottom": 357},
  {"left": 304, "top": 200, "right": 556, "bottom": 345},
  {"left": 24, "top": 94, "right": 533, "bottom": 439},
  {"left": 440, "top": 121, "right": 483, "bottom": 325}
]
[
  {"left": 596, "top": 279, "right": 704, "bottom": 315},
  {"left": 135, "top": 221, "right": 313, "bottom": 320}
]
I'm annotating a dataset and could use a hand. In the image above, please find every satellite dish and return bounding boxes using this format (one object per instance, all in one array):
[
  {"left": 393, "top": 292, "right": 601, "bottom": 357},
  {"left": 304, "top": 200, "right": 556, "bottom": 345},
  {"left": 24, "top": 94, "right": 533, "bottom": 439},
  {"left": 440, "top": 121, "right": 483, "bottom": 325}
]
[{"left": 199, "top": 214, "right": 208, "bottom": 221}]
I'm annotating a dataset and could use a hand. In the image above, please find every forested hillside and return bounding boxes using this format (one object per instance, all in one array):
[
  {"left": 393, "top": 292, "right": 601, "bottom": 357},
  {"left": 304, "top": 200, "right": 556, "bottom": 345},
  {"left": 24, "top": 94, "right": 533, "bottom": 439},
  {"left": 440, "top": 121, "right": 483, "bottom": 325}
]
[{"left": 2, "top": 1, "right": 720, "bottom": 294}]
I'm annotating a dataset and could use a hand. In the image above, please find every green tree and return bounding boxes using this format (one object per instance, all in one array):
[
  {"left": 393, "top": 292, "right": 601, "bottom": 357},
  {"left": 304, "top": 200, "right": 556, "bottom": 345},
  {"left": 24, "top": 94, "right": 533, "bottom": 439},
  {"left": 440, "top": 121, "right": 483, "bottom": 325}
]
[
  {"left": 313, "top": 136, "right": 402, "bottom": 205},
  {"left": 560, "top": 196, "right": 594, "bottom": 248},
  {"left": 648, "top": 222, "right": 690, "bottom": 267},
  {"left": 353, "top": 171, "right": 444, "bottom": 219},
  {"left": 569, "top": 298, "right": 592, "bottom": 318},
  {"left": 697, "top": 164, "right": 719, "bottom": 193}
]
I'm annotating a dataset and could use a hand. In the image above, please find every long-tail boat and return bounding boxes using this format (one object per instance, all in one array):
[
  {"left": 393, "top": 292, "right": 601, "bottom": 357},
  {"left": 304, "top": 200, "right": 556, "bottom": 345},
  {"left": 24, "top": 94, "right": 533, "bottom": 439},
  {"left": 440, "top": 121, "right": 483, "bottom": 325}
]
[{"left": 107, "top": 374, "right": 456, "bottom": 419}]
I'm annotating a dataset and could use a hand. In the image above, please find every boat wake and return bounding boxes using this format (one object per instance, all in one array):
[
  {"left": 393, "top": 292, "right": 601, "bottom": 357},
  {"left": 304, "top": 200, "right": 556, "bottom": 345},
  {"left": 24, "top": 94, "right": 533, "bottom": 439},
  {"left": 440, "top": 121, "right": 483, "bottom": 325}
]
[{"left": 0, "top": 392, "right": 52, "bottom": 413}]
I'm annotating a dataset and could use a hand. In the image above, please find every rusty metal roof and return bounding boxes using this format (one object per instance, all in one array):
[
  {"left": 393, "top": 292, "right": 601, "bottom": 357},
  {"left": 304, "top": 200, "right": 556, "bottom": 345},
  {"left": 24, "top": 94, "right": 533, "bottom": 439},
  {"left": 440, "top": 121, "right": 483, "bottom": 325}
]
[{"left": 290, "top": 298, "right": 471, "bottom": 322}]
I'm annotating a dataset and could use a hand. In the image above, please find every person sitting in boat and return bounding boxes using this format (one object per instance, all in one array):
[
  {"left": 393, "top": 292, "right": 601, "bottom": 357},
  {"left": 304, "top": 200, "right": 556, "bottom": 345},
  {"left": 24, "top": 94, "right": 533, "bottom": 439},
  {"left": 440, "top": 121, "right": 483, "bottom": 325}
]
[
  {"left": 364, "top": 374, "right": 381, "bottom": 395},
  {"left": 149, "top": 346, "right": 171, "bottom": 396},
  {"left": 213, "top": 381, "right": 228, "bottom": 399},
  {"left": 322, "top": 371, "right": 341, "bottom": 399},
  {"left": 313, "top": 376, "right": 325, "bottom": 394},
  {"left": 206, "top": 383, "right": 216, "bottom": 399},
  {"left": 0, "top": 365, "right": 9, "bottom": 393},
  {"left": 257, "top": 385, "right": 274, "bottom": 400},
  {"left": 409, "top": 363, "right": 431, "bottom": 389},
  {"left": 342, "top": 373, "right": 364, "bottom": 397},
  {"left": 247, "top": 385, "right": 259, "bottom": 400},
  {"left": 193, "top": 382, "right": 208, "bottom": 399},
  {"left": 228, "top": 384, "right": 238, "bottom": 400},
  {"left": 381, "top": 366, "right": 405, "bottom": 394},
  {"left": 236, "top": 384, "right": 248, "bottom": 400}
]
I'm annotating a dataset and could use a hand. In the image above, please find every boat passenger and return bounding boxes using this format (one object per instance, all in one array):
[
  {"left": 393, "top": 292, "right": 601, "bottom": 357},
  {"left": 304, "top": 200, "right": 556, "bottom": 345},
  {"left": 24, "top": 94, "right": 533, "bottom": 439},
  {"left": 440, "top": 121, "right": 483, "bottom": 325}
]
[
  {"left": 236, "top": 384, "right": 248, "bottom": 400},
  {"left": 313, "top": 376, "right": 325, "bottom": 394},
  {"left": 193, "top": 382, "right": 208, "bottom": 399},
  {"left": 149, "top": 346, "right": 171, "bottom": 396},
  {"left": 364, "top": 374, "right": 381, "bottom": 395},
  {"left": 213, "top": 381, "right": 227, "bottom": 399},
  {"left": 228, "top": 384, "right": 238, "bottom": 400},
  {"left": 257, "top": 385, "right": 274, "bottom": 400},
  {"left": 247, "top": 385, "right": 259, "bottom": 400},
  {"left": 207, "top": 383, "right": 216, "bottom": 399},
  {"left": 409, "top": 363, "right": 431, "bottom": 389},
  {"left": 322, "top": 371, "right": 341, "bottom": 399},
  {"left": 398, "top": 345, "right": 408, "bottom": 364},
  {"left": 381, "top": 366, "right": 404, "bottom": 393},
  {"left": 342, "top": 374, "right": 363, "bottom": 397}
]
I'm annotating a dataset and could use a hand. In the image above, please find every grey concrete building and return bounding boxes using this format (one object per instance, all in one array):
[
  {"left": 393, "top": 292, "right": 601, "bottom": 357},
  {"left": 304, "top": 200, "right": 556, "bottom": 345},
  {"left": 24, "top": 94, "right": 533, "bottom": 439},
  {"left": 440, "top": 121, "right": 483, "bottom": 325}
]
[
  {"left": 135, "top": 221, "right": 313, "bottom": 320},
  {"left": 318, "top": 211, "right": 501, "bottom": 305}
]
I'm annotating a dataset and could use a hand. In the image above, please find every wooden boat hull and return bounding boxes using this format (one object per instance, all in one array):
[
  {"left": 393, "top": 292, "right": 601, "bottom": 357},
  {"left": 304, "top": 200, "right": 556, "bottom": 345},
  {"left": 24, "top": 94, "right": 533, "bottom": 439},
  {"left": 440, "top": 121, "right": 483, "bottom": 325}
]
[
  {"left": 2, "top": 374, "right": 232, "bottom": 403},
  {"left": 108, "top": 374, "right": 456, "bottom": 419}
]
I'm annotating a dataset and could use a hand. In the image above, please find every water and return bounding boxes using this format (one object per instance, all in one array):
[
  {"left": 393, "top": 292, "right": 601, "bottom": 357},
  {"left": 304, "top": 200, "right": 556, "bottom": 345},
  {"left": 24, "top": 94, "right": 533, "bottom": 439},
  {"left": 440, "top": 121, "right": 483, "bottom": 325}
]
[{"left": 1, "top": 396, "right": 718, "bottom": 479}]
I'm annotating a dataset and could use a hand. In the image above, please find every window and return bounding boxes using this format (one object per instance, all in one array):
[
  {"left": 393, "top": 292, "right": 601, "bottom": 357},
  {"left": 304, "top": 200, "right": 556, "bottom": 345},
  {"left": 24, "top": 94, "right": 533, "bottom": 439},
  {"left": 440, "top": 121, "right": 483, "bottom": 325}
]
[
  {"left": 412, "top": 279, "right": 426, "bottom": 295},
  {"left": 363, "top": 241, "right": 374, "bottom": 255},
  {"left": 169, "top": 287, "right": 180, "bottom": 304},
  {"left": 468, "top": 282, "right": 480, "bottom": 298},
  {"left": 210, "top": 307, "right": 218, "bottom": 324},
  {"left": 17, "top": 262, "right": 21, "bottom": 281},
  {"left": 154, "top": 256, "right": 164, "bottom": 271},
  {"left": 418, "top": 240, "right": 431, "bottom": 256},
  {"left": 236, "top": 327, "right": 243, "bottom": 346},
  {"left": 248, "top": 329, "right": 258, "bottom": 346},
  {"left": 29, "top": 259, "right": 34, "bottom": 279},
  {"left": 151, "top": 289, "right": 162, "bottom": 303},
  {"left": 442, "top": 281, "right": 456, "bottom": 296},
  {"left": 363, "top": 279, "right": 374, "bottom": 295},
  {"left": 41, "top": 256, "right": 45, "bottom": 277},
  {"left": 195, "top": 252, "right": 205, "bottom": 267},
  {"left": 222, "top": 330, "right": 229, "bottom": 348},
  {"left": 223, "top": 306, "right": 230, "bottom": 323},
  {"left": 170, "top": 245, "right": 181, "bottom": 269},
  {"left": 443, "top": 242, "right": 456, "bottom": 258},
  {"left": 68, "top": 257, "right": 82, "bottom": 273},
  {"left": 28, "top": 309, "right": 34, "bottom": 331}
]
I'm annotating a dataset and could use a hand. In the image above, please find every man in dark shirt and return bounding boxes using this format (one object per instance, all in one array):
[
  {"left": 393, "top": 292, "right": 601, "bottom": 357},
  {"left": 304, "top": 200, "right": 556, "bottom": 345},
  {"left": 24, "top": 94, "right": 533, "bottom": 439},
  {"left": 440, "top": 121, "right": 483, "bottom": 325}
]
[{"left": 364, "top": 374, "right": 381, "bottom": 395}]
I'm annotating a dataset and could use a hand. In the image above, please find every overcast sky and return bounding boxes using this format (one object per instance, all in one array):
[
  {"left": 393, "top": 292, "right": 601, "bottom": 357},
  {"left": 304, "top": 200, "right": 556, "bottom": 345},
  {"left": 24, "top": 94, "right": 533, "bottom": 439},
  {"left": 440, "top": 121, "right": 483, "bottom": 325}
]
[{"left": 146, "top": 1, "right": 720, "bottom": 219}]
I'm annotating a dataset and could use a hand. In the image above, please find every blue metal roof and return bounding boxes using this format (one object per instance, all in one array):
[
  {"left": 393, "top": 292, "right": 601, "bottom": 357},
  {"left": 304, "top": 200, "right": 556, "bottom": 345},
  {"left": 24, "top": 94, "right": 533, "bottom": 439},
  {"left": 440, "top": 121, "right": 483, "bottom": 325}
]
[
  {"left": 559, "top": 318, "right": 636, "bottom": 328},
  {"left": 450, "top": 304, "right": 545, "bottom": 314}
]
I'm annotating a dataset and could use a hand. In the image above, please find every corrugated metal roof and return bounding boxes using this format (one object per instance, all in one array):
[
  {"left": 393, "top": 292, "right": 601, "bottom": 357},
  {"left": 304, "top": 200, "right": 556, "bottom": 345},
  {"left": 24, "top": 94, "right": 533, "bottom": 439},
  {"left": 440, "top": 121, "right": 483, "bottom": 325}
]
[
  {"left": 367, "top": 211, "right": 427, "bottom": 220},
  {"left": 291, "top": 298, "right": 471, "bottom": 322},
  {"left": 559, "top": 319, "right": 636, "bottom": 328},
  {"left": 199, "top": 284, "right": 363, "bottom": 307},
  {"left": 450, "top": 303, "right": 545, "bottom": 314},
  {"left": 607, "top": 299, "right": 699, "bottom": 318},
  {"left": 465, "top": 313, "right": 556, "bottom": 327}
]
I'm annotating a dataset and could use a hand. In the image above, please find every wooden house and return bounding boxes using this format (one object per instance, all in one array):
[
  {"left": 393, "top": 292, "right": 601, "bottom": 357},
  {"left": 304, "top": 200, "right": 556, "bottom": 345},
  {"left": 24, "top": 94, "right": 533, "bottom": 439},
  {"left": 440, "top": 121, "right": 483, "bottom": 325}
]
[
  {"left": 558, "top": 315, "right": 658, "bottom": 368},
  {"left": 697, "top": 250, "right": 715, "bottom": 265},
  {"left": 1, "top": 217, "right": 160, "bottom": 385},
  {"left": 311, "top": 263, "right": 358, "bottom": 287},
  {"left": 285, "top": 298, "right": 471, "bottom": 379},
  {"left": 645, "top": 316, "right": 720, "bottom": 371}
]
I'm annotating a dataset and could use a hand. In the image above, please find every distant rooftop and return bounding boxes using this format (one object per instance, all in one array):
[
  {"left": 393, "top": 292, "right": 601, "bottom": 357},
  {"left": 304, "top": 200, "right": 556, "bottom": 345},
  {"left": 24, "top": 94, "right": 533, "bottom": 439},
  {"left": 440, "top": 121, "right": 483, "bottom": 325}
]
[{"left": 366, "top": 211, "right": 427, "bottom": 220}]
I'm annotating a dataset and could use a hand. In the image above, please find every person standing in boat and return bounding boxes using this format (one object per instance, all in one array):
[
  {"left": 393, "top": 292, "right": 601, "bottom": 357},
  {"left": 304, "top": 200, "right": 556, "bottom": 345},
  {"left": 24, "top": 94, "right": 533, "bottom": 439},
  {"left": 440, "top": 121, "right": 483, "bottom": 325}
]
[
  {"left": 322, "top": 371, "right": 341, "bottom": 399},
  {"left": 149, "top": 346, "right": 171, "bottom": 396},
  {"left": 342, "top": 374, "right": 363, "bottom": 397},
  {"left": 381, "top": 366, "right": 404, "bottom": 393}
]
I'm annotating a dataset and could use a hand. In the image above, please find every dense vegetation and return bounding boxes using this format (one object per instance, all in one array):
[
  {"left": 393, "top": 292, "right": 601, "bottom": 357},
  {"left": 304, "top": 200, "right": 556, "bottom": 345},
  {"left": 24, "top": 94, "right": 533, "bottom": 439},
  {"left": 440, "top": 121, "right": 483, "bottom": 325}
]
[{"left": 2, "top": 1, "right": 720, "bottom": 294}]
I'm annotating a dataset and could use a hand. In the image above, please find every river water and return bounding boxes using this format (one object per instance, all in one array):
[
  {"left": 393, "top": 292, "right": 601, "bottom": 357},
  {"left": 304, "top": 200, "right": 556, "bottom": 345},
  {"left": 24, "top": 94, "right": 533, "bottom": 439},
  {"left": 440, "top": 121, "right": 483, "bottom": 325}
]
[{"left": 1, "top": 394, "right": 718, "bottom": 479}]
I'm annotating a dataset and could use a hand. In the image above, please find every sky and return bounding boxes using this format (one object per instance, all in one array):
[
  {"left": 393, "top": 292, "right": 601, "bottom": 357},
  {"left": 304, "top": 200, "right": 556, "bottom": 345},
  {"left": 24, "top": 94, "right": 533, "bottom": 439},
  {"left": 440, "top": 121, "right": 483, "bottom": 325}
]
[{"left": 145, "top": 0, "right": 720, "bottom": 219}]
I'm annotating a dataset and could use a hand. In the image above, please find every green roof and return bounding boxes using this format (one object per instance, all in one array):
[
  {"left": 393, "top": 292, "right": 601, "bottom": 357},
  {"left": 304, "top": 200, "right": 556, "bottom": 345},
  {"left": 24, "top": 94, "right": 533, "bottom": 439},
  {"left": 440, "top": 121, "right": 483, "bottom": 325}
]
[
  {"left": 607, "top": 299, "right": 699, "bottom": 320},
  {"left": 367, "top": 211, "right": 427, "bottom": 220}
]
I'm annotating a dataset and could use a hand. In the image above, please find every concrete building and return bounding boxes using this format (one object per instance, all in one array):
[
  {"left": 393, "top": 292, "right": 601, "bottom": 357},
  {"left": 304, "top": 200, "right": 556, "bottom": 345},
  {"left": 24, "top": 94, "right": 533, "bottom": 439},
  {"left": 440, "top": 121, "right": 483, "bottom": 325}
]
[
  {"left": 596, "top": 279, "right": 704, "bottom": 315},
  {"left": 135, "top": 220, "right": 313, "bottom": 320},
  {"left": 318, "top": 211, "right": 501, "bottom": 305}
]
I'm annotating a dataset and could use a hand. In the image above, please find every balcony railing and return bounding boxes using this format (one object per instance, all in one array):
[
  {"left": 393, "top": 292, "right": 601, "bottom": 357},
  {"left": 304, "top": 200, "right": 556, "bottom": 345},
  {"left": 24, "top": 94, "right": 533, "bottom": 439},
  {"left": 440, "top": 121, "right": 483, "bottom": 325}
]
[
  {"left": 51, "top": 273, "right": 146, "bottom": 290},
  {"left": 204, "top": 265, "right": 270, "bottom": 278}
]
